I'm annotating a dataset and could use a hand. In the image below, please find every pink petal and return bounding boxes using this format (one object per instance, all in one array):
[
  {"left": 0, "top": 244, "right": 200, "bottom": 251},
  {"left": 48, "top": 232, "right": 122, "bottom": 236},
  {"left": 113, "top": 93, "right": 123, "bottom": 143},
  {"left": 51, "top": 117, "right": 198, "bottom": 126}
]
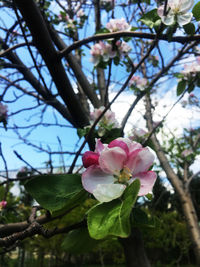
[
  {"left": 82, "top": 165, "right": 115, "bottom": 193},
  {"left": 95, "top": 139, "right": 105, "bottom": 154},
  {"left": 99, "top": 146, "right": 127, "bottom": 174},
  {"left": 82, "top": 151, "right": 99, "bottom": 168},
  {"left": 131, "top": 171, "right": 157, "bottom": 196},
  {"left": 126, "top": 147, "right": 155, "bottom": 175},
  {"left": 108, "top": 139, "right": 129, "bottom": 155}
]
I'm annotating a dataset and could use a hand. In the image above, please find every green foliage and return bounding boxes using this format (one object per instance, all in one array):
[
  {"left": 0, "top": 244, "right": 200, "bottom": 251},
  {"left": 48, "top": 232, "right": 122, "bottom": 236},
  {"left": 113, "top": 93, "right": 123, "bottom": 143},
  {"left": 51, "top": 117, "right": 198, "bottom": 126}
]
[
  {"left": 183, "top": 23, "right": 195, "bottom": 35},
  {"left": 62, "top": 227, "right": 101, "bottom": 253},
  {"left": 192, "top": 2, "right": 200, "bottom": 21},
  {"left": 140, "top": 9, "right": 161, "bottom": 29},
  {"left": 24, "top": 174, "right": 87, "bottom": 213},
  {"left": 177, "top": 79, "right": 186, "bottom": 96},
  {"left": 87, "top": 179, "right": 140, "bottom": 239}
]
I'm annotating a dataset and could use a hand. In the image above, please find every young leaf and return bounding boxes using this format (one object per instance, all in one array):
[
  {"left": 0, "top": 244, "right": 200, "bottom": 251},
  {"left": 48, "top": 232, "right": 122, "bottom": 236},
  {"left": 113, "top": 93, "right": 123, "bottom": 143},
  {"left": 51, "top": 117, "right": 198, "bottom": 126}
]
[
  {"left": 140, "top": 9, "right": 160, "bottom": 29},
  {"left": 24, "top": 174, "right": 85, "bottom": 212},
  {"left": 177, "top": 80, "right": 186, "bottom": 96},
  {"left": 192, "top": 2, "right": 200, "bottom": 21},
  {"left": 62, "top": 228, "right": 101, "bottom": 253},
  {"left": 183, "top": 23, "right": 195, "bottom": 35},
  {"left": 87, "top": 179, "right": 140, "bottom": 240}
]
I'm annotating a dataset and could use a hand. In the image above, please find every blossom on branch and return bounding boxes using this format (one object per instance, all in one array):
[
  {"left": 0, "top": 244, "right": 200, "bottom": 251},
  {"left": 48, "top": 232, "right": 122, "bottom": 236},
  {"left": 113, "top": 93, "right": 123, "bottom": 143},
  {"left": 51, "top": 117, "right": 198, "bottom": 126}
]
[
  {"left": 129, "top": 76, "right": 148, "bottom": 90},
  {"left": 157, "top": 0, "right": 194, "bottom": 26},
  {"left": 82, "top": 138, "right": 157, "bottom": 202},
  {"left": 116, "top": 40, "right": 132, "bottom": 57},
  {"left": 90, "top": 106, "right": 119, "bottom": 129},
  {"left": 0, "top": 200, "right": 7, "bottom": 210},
  {"left": 90, "top": 41, "right": 116, "bottom": 66},
  {"left": 106, "top": 18, "right": 131, "bottom": 32}
]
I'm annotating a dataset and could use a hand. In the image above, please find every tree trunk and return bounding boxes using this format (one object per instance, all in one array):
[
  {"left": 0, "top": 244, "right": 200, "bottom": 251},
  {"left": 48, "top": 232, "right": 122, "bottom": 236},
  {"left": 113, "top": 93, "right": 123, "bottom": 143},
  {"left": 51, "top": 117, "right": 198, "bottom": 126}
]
[{"left": 119, "top": 227, "right": 151, "bottom": 267}]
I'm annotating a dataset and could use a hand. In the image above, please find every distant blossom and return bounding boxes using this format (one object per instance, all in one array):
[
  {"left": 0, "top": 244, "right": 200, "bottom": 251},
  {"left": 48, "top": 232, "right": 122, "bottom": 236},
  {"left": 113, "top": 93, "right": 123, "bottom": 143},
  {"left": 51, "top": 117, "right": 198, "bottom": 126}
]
[
  {"left": 0, "top": 200, "right": 7, "bottom": 210},
  {"left": 106, "top": 18, "right": 131, "bottom": 32},
  {"left": 90, "top": 41, "right": 116, "bottom": 66},
  {"left": 116, "top": 40, "right": 132, "bottom": 57},
  {"left": 157, "top": 0, "right": 194, "bottom": 26},
  {"left": 181, "top": 149, "right": 193, "bottom": 157},
  {"left": 129, "top": 76, "right": 148, "bottom": 90},
  {"left": 90, "top": 106, "right": 119, "bottom": 128}
]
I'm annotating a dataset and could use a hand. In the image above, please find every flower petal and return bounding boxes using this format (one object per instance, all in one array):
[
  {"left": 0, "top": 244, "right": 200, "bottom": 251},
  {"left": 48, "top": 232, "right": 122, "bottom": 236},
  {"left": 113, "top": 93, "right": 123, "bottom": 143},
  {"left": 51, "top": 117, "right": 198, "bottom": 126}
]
[
  {"left": 179, "top": 0, "right": 194, "bottom": 13},
  {"left": 93, "top": 183, "right": 126, "bottom": 202},
  {"left": 177, "top": 12, "right": 193, "bottom": 26},
  {"left": 126, "top": 147, "right": 155, "bottom": 175},
  {"left": 95, "top": 139, "right": 106, "bottom": 154},
  {"left": 99, "top": 146, "right": 127, "bottom": 174},
  {"left": 82, "top": 151, "right": 99, "bottom": 168},
  {"left": 131, "top": 171, "right": 157, "bottom": 196},
  {"left": 82, "top": 165, "right": 115, "bottom": 194}
]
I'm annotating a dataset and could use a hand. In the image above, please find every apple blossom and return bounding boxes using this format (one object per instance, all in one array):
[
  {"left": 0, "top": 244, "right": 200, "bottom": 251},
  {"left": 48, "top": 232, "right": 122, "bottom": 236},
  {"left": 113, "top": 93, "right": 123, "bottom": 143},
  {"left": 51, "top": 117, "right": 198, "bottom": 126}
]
[
  {"left": 129, "top": 128, "right": 148, "bottom": 141},
  {"left": 90, "top": 41, "right": 116, "bottom": 66},
  {"left": 116, "top": 41, "right": 132, "bottom": 57},
  {"left": 157, "top": 0, "right": 194, "bottom": 26},
  {"left": 106, "top": 18, "right": 131, "bottom": 32},
  {"left": 77, "top": 9, "right": 85, "bottom": 18},
  {"left": 82, "top": 138, "right": 157, "bottom": 202},
  {"left": 181, "top": 149, "right": 193, "bottom": 157},
  {"left": 90, "top": 106, "right": 119, "bottom": 128},
  {"left": 129, "top": 76, "right": 148, "bottom": 90},
  {"left": 0, "top": 200, "right": 7, "bottom": 210}
]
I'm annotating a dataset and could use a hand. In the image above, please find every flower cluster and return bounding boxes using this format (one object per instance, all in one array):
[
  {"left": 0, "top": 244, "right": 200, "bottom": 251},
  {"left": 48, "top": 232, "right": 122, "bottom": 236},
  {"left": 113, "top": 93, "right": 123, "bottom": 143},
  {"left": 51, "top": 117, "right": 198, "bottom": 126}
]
[
  {"left": 182, "top": 57, "right": 200, "bottom": 76},
  {"left": 157, "top": 0, "right": 194, "bottom": 26},
  {"left": 181, "top": 148, "right": 193, "bottom": 157},
  {"left": 129, "top": 128, "right": 148, "bottom": 142},
  {"left": 129, "top": 76, "right": 148, "bottom": 91},
  {"left": 82, "top": 138, "right": 157, "bottom": 202},
  {"left": 90, "top": 106, "right": 119, "bottom": 136},
  {"left": 90, "top": 41, "right": 116, "bottom": 66},
  {"left": 106, "top": 18, "right": 131, "bottom": 32},
  {"left": 90, "top": 18, "right": 132, "bottom": 67}
]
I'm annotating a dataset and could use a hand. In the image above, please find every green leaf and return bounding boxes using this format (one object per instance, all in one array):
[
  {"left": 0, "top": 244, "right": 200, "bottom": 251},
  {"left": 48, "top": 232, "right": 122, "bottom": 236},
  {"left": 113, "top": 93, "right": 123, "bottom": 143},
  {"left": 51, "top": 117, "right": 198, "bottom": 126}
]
[
  {"left": 177, "top": 80, "right": 186, "bottom": 96},
  {"left": 173, "top": 72, "right": 184, "bottom": 79},
  {"left": 188, "top": 83, "right": 195, "bottom": 93},
  {"left": 87, "top": 179, "right": 140, "bottom": 240},
  {"left": 140, "top": 9, "right": 160, "bottom": 29},
  {"left": 62, "top": 228, "right": 101, "bottom": 253},
  {"left": 192, "top": 2, "right": 200, "bottom": 21},
  {"left": 24, "top": 174, "right": 85, "bottom": 212},
  {"left": 183, "top": 23, "right": 195, "bottom": 35}
]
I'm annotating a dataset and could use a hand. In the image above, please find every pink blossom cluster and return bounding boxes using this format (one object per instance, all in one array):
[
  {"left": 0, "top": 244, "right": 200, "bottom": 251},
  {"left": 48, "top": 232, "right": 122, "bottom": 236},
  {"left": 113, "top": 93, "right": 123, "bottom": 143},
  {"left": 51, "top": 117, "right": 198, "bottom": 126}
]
[
  {"left": 116, "top": 40, "right": 132, "bottom": 57},
  {"left": 0, "top": 200, "right": 7, "bottom": 210},
  {"left": 106, "top": 18, "right": 131, "bottom": 32},
  {"left": 129, "top": 76, "right": 148, "bottom": 90},
  {"left": 82, "top": 138, "right": 157, "bottom": 202},
  {"left": 76, "top": 9, "right": 85, "bottom": 18},
  {"left": 129, "top": 128, "right": 148, "bottom": 141},
  {"left": 90, "top": 41, "right": 116, "bottom": 66},
  {"left": 181, "top": 149, "right": 193, "bottom": 157},
  {"left": 182, "top": 57, "right": 200, "bottom": 77},
  {"left": 90, "top": 106, "right": 119, "bottom": 129},
  {"left": 0, "top": 103, "right": 8, "bottom": 120}
]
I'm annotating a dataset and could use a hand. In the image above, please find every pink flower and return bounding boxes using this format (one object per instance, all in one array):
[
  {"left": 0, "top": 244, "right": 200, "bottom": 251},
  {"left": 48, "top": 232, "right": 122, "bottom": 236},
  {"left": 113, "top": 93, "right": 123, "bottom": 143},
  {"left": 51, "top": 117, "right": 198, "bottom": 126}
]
[
  {"left": 106, "top": 18, "right": 131, "bottom": 32},
  {"left": 0, "top": 200, "right": 7, "bottom": 209},
  {"left": 116, "top": 41, "right": 132, "bottom": 57},
  {"left": 82, "top": 138, "right": 157, "bottom": 202},
  {"left": 90, "top": 106, "right": 119, "bottom": 128},
  {"left": 90, "top": 41, "right": 116, "bottom": 66},
  {"left": 181, "top": 149, "right": 193, "bottom": 157},
  {"left": 129, "top": 128, "right": 148, "bottom": 141},
  {"left": 129, "top": 76, "right": 148, "bottom": 90},
  {"left": 77, "top": 9, "right": 85, "bottom": 18}
]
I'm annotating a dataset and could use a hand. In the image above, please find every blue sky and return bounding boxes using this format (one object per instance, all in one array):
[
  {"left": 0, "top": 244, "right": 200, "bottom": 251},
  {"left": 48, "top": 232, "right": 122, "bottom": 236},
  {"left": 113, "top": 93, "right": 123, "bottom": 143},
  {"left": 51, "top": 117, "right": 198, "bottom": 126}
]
[{"left": 0, "top": 0, "right": 200, "bottom": 172}]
